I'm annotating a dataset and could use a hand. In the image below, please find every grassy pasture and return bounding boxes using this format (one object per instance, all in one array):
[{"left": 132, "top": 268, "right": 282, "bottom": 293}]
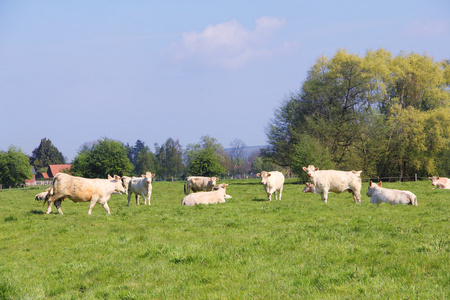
[{"left": 0, "top": 179, "right": 448, "bottom": 299}]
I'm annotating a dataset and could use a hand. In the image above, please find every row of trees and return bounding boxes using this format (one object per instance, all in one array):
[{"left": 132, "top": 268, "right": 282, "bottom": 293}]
[
  {"left": 0, "top": 136, "right": 276, "bottom": 186},
  {"left": 262, "top": 49, "right": 450, "bottom": 179}
]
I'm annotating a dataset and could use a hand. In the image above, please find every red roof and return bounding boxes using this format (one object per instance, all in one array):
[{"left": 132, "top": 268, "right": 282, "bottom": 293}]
[
  {"left": 48, "top": 164, "right": 72, "bottom": 177},
  {"left": 42, "top": 173, "right": 49, "bottom": 178}
]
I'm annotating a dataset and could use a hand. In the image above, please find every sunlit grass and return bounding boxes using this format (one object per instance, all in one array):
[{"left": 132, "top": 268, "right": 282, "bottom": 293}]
[{"left": 0, "top": 179, "right": 448, "bottom": 299}]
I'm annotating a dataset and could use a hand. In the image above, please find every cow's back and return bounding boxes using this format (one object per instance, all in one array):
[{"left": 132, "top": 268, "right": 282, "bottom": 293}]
[{"left": 314, "top": 170, "right": 361, "bottom": 193}]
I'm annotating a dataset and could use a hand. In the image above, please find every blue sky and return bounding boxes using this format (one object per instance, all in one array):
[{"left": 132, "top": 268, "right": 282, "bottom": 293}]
[{"left": 1, "top": 0, "right": 449, "bottom": 161}]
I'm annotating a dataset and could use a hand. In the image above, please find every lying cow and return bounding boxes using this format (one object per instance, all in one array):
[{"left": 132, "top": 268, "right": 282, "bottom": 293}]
[
  {"left": 35, "top": 187, "right": 51, "bottom": 201},
  {"left": 366, "top": 181, "right": 418, "bottom": 205},
  {"left": 302, "top": 165, "right": 362, "bottom": 203},
  {"left": 184, "top": 176, "right": 219, "bottom": 195},
  {"left": 127, "top": 172, "right": 155, "bottom": 205},
  {"left": 182, "top": 183, "right": 228, "bottom": 206},
  {"left": 44, "top": 173, "right": 125, "bottom": 215},
  {"left": 429, "top": 177, "right": 450, "bottom": 189},
  {"left": 256, "top": 171, "right": 285, "bottom": 201},
  {"left": 302, "top": 182, "right": 316, "bottom": 193}
]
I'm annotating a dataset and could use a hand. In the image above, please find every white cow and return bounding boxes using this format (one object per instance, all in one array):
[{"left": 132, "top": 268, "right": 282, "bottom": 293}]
[
  {"left": 429, "top": 177, "right": 450, "bottom": 189},
  {"left": 302, "top": 165, "right": 362, "bottom": 203},
  {"left": 256, "top": 171, "right": 285, "bottom": 201},
  {"left": 127, "top": 172, "right": 155, "bottom": 205},
  {"left": 366, "top": 181, "right": 418, "bottom": 205},
  {"left": 182, "top": 183, "right": 229, "bottom": 206},
  {"left": 184, "top": 176, "right": 219, "bottom": 195},
  {"left": 45, "top": 173, "right": 125, "bottom": 215}
]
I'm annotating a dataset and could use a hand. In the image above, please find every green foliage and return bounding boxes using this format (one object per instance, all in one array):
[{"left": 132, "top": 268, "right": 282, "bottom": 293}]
[
  {"left": 185, "top": 147, "right": 225, "bottom": 177},
  {"left": 29, "top": 138, "right": 65, "bottom": 169},
  {"left": 0, "top": 180, "right": 448, "bottom": 299},
  {"left": 126, "top": 140, "right": 158, "bottom": 176},
  {"left": 265, "top": 49, "right": 450, "bottom": 177},
  {"left": 0, "top": 146, "right": 33, "bottom": 187},
  {"left": 154, "top": 138, "right": 183, "bottom": 180},
  {"left": 71, "top": 137, "right": 133, "bottom": 178}
]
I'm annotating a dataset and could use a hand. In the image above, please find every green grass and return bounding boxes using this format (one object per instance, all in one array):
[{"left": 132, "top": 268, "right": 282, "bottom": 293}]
[{"left": 0, "top": 179, "right": 448, "bottom": 299}]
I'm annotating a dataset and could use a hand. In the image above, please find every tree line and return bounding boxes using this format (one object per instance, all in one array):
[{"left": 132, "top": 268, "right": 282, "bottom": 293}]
[
  {"left": 262, "top": 49, "right": 450, "bottom": 180},
  {"left": 2, "top": 48, "right": 448, "bottom": 186},
  {"left": 0, "top": 136, "right": 276, "bottom": 186}
]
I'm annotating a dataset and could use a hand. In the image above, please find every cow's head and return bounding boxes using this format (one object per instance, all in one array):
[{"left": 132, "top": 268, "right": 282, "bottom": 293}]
[
  {"left": 429, "top": 177, "right": 439, "bottom": 186},
  {"left": 256, "top": 171, "right": 271, "bottom": 185},
  {"left": 111, "top": 175, "right": 126, "bottom": 194},
  {"left": 209, "top": 177, "right": 219, "bottom": 187},
  {"left": 142, "top": 172, "right": 155, "bottom": 184},
  {"left": 366, "top": 181, "right": 382, "bottom": 197},
  {"left": 302, "top": 165, "right": 319, "bottom": 177}
]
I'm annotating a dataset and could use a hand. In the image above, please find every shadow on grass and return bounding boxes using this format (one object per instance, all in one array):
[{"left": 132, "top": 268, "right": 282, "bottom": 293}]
[
  {"left": 251, "top": 198, "right": 268, "bottom": 202},
  {"left": 29, "top": 210, "right": 45, "bottom": 215}
]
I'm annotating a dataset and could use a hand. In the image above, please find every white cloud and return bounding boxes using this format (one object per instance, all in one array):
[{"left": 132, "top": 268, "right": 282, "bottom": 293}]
[{"left": 167, "top": 16, "right": 292, "bottom": 69}]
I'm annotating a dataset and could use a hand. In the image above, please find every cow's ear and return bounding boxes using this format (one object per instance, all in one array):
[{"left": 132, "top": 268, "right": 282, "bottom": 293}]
[
  {"left": 437, "top": 177, "right": 440, "bottom": 179},
  {"left": 267, "top": 173, "right": 271, "bottom": 177},
  {"left": 216, "top": 177, "right": 220, "bottom": 181},
  {"left": 302, "top": 167, "right": 307, "bottom": 171},
  {"left": 108, "top": 174, "right": 112, "bottom": 179},
  {"left": 378, "top": 181, "right": 382, "bottom": 187},
  {"left": 315, "top": 168, "right": 319, "bottom": 171},
  {"left": 142, "top": 174, "right": 145, "bottom": 178},
  {"left": 151, "top": 173, "right": 155, "bottom": 178},
  {"left": 256, "top": 173, "right": 261, "bottom": 177}
]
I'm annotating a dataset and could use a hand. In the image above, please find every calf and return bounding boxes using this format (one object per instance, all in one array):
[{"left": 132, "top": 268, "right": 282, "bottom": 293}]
[
  {"left": 182, "top": 183, "right": 228, "bottom": 206},
  {"left": 366, "top": 181, "right": 418, "bottom": 205},
  {"left": 257, "top": 171, "right": 285, "bottom": 201},
  {"left": 429, "top": 177, "right": 450, "bottom": 189},
  {"left": 45, "top": 173, "right": 125, "bottom": 215},
  {"left": 184, "top": 176, "right": 219, "bottom": 195},
  {"left": 302, "top": 165, "right": 362, "bottom": 203},
  {"left": 127, "top": 172, "right": 155, "bottom": 205},
  {"left": 302, "top": 182, "right": 316, "bottom": 193}
]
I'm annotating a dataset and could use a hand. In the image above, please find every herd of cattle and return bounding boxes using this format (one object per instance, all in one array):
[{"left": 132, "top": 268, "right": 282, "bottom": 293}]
[{"left": 34, "top": 165, "right": 449, "bottom": 215}]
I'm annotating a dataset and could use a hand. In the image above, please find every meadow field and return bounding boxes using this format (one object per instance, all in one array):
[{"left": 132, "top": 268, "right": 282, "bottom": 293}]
[{"left": 0, "top": 179, "right": 448, "bottom": 299}]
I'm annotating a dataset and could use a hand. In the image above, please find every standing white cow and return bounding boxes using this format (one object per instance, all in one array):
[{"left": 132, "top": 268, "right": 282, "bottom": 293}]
[
  {"left": 256, "top": 171, "right": 285, "bottom": 201},
  {"left": 45, "top": 173, "right": 125, "bottom": 215},
  {"left": 366, "top": 181, "right": 418, "bottom": 205},
  {"left": 182, "top": 183, "right": 229, "bottom": 206},
  {"left": 302, "top": 165, "right": 362, "bottom": 203},
  {"left": 127, "top": 172, "right": 155, "bottom": 206},
  {"left": 429, "top": 177, "right": 450, "bottom": 189},
  {"left": 184, "top": 176, "right": 219, "bottom": 195}
]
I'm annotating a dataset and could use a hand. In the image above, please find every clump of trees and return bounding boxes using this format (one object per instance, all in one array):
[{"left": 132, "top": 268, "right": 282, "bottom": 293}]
[
  {"left": 0, "top": 146, "right": 33, "bottom": 187},
  {"left": 263, "top": 49, "right": 450, "bottom": 179},
  {"left": 29, "top": 138, "right": 66, "bottom": 175}
]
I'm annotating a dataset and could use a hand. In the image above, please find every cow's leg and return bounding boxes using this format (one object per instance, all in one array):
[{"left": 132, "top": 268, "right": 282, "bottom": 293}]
[
  {"left": 88, "top": 197, "right": 98, "bottom": 215},
  {"left": 355, "top": 191, "right": 361, "bottom": 203},
  {"left": 147, "top": 191, "right": 152, "bottom": 205},
  {"left": 135, "top": 194, "right": 139, "bottom": 205},
  {"left": 321, "top": 190, "right": 328, "bottom": 203},
  {"left": 279, "top": 187, "right": 283, "bottom": 201},
  {"left": 102, "top": 202, "right": 111, "bottom": 214},
  {"left": 267, "top": 192, "right": 272, "bottom": 201},
  {"left": 45, "top": 200, "right": 53, "bottom": 214},
  {"left": 54, "top": 200, "right": 64, "bottom": 215},
  {"left": 127, "top": 192, "right": 132, "bottom": 206}
]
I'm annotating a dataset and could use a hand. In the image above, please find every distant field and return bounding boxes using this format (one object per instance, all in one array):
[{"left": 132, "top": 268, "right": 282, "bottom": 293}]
[{"left": 0, "top": 179, "right": 448, "bottom": 299}]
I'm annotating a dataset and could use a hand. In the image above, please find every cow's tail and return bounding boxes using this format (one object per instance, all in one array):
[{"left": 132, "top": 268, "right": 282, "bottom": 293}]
[{"left": 411, "top": 195, "right": 418, "bottom": 206}]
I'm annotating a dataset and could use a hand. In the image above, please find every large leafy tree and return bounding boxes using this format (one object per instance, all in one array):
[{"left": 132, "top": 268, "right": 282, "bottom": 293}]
[
  {"left": 71, "top": 138, "right": 133, "bottom": 178},
  {"left": 264, "top": 49, "right": 450, "bottom": 177},
  {"left": 184, "top": 135, "right": 230, "bottom": 176},
  {"left": 154, "top": 138, "right": 183, "bottom": 180},
  {"left": 29, "top": 138, "right": 65, "bottom": 170},
  {"left": 0, "top": 146, "right": 33, "bottom": 187},
  {"left": 126, "top": 140, "right": 158, "bottom": 176}
]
